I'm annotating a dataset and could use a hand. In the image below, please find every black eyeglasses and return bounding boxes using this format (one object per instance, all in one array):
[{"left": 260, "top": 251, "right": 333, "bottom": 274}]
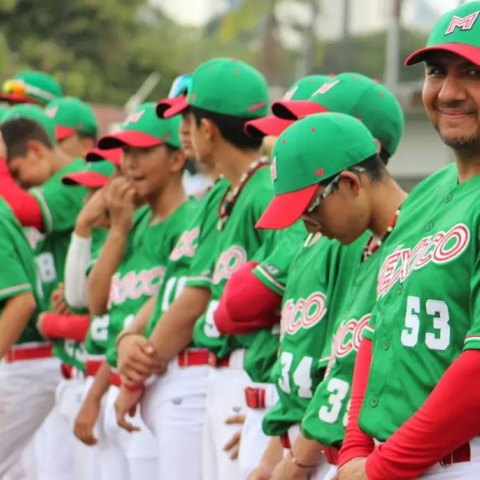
[{"left": 304, "top": 167, "right": 366, "bottom": 215}]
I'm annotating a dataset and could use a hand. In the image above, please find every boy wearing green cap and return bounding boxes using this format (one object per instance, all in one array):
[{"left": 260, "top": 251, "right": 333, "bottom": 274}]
[
  {"left": 336, "top": 3, "right": 480, "bottom": 480},
  {"left": 0, "top": 70, "right": 63, "bottom": 106},
  {"left": 0, "top": 198, "right": 54, "bottom": 476},
  {"left": 45, "top": 97, "right": 98, "bottom": 158},
  {"left": 85, "top": 102, "right": 197, "bottom": 479},
  {"left": 252, "top": 113, "right": 406, "bottom": 480}
]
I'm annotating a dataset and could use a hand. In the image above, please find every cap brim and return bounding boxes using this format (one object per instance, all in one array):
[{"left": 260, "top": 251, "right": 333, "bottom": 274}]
[
  {"left": 156, "top": 96, "right": 189, "bottom": 119},
  {"left": 256, "top": 184, "right": 318, "bottom": 230},
  {"left": 272, "top": 100, "right": 329, "bottom": 120},
  {"left": 62, "top": 171, "right": 109, "bottom": 188},
  {"left": 0, "top": 93, "right": 43, "bottom": 106},
  {"left": 56, "top": 126, "right": 76, "bottom": 141},
  {"left": 405, "top": 43, "right": 480, "bottom": 66},
  {"left": 85, "top": 147, "right": 122, "bottom": 166},
  {"left": 98, "top": 131, "right": 163, "bottom": 150},
  {"left": 245, "top": 116, "right": 294, "bottom": 138}
]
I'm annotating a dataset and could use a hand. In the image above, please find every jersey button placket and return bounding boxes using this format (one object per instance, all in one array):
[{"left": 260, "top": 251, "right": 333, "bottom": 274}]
[
  {"left": 444, "top": 194, "right": 453, "bottom": 203},
  {"left": 425, "top": 222, "right": 434, "bottom": 232},
  {"left": 370, "top": 398, "right": 379, "bottom": 408}
]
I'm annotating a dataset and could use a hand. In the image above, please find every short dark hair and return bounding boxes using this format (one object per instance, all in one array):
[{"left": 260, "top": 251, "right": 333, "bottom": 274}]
[
  {"left": 190, "top": 106, "right": 263, "bottom": 151},
  {"left": 320, "top": 153, "right": 387, "bottom": 186},
  {"left": 378, "top": 147, "right": 391, "bottom": 166},
  {"left": 77, "top": 132, "right": 97, "bottom": 142},
  {"left": 1, "top": 118, "right": 54, "bottom": 161}
]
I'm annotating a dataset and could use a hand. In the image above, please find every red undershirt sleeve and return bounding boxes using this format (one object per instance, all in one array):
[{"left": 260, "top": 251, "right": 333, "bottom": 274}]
[
  {"left": 214, "top": 262, "right": 281, "bottom": 335},
  {"left": 0, "top": 158, "right": 44, "bottom": 230},
  {"left": 41, "top": 313, "right": 91, "bottom": 342},
  {"left": 365, "top": 349, "right": 480, "bottom": 480},
  {"left": 338, "top": 338, "right": 375, "bottom": 467}
]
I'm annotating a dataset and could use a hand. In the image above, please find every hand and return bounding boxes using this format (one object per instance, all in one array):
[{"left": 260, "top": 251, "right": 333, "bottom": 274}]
[
  {"left": 76, "top": 187, "right": 109, "bottom": 236},
  {"left": 271, "top": 456, "right": 310, "bottom": 480},
  {"left": 334, "top": 457, "right": 369, "bottom": 480},
  {"left": 105, "top": 177, "right": 136, "bottom": 235},
  {"left": 117, "top": 333, "right": 168, "bottom": 384},
  {"left": 246, "top": 463, "right": 275, "bottom": 480},
  {"left": 223, "top": 414, "right": 246, "bottom": 460},
  {"left": 115, "top": 386, "right": 143, "bottom": 433},
  {"left": 74, "top": 396, "right": 101, "bottom": 446},
  {"left": 50, "top": 283, "right": 71, "bottom": 315}
]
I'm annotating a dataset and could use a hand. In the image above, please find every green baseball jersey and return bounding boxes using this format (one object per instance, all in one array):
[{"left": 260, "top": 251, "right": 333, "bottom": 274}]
[
  {"left": 0, "top": 199, "right": 46, "bottom": 346},
  {"left": 106, "top": 200, "right": 198, "bottom": 367},
  {"left": 252, "top": 222, "right": 306, "bottom": 296},
  {"left": 301, "top": 247, "right": 383, "bottom": 446},
  {"left": 359, "top": 163, "right": 480, "bottom": 441},
  {"left": 185, "top": 178, "right": 230, "bottom": 289},
  {"left": 27, "top": 158, "right": 87, "bottom": 366},
  {"left": 193, "top": 166, "right": 284, "bottom": 381},
  {"left": 263, "top": 232, "right": 368, "bottom": 436}
]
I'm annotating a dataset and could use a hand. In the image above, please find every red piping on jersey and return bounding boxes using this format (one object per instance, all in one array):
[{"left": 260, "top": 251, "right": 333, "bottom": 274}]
[
  {"left": 365, "top": 349, "right": 480, "bottom": 480},
  {"left": 214, "top": 261, "right": 281, "bottom": 335},
  {"left": 0, "top": 158, "right": 44, "bottom": 230},
  {"left": 41, "top": 313, "right": 91, "bottom": 342}
]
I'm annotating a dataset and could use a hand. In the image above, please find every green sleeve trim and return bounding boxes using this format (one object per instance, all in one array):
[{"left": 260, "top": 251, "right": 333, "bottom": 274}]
[
  {"left": 0, "top": 283, "right": 32, "bottom": 302},
  {"left": 253, "top": 265, "right": 285, "bottom": 296},
  {"left": 30, "top": 188, "right": 53, "bottom": 233},
  {"left": 362, "top": 325, "right": 374, "bottom": 340},
  {"left": 464, "top": 336, "right": 480, "bottom": 351}
]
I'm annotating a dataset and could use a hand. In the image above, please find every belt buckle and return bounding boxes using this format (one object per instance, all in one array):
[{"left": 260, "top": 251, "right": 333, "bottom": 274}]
[{"left": 440, "top": 452, "right": 454, "bottom": 467}]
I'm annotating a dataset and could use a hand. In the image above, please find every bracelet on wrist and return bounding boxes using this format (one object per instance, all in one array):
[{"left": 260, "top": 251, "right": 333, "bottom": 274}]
[
  {"left": 115, "top": 329, "right": 139, "bottom": 348},
  {"left": 123, "top": 382, "right": 145, "bottom": 393}
]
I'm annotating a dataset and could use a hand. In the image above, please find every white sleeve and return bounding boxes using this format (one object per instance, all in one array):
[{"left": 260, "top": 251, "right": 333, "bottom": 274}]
[{"left": 64, "top": 233, "right": 92, "bottom": 309}]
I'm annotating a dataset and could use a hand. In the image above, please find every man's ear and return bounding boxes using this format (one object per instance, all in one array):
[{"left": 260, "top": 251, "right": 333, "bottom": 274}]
[
  {"left": 79, "top": 136, "right": 96, "bottom": 155},
  {"left": 201, "top": 118, "right": 217, "bottom": 142},
  {"left": 339, "top": 170, "right": 362, "bottom": 196},
  {"left": 25, "top": 139, "right": 48, "bottom": 161},
  {"left": 169, "top": 148, "right": 186, "bottom": 174}
]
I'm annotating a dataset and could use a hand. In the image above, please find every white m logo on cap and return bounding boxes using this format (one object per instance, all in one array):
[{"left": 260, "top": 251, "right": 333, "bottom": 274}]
[
  {"left": 312, "top": 80, "right": 340, "bottom": 96},
  {"left": 445, "top": 11, "right": 480, "bottom": 35}
]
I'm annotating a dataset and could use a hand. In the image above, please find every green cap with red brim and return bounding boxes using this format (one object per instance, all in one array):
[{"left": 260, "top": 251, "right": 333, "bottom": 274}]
[
  {"left": 62, "top": 160, "right": 115, "bottom": 188},
  {"left": 98, "top": 102, "right": 181, "bottom": 150},
  {"left": 1, "top": 104, "right": 57, "bottom": 144},
  {"left": 85, "top": 147, "right": 122, "bottom": 166},
  {"left": 0, "top": 70, "right": 63, "bottom": 106},
  {"left": 272, "top": 73, "right": 404, "bottom": 157},
  {"left": 45, "top": 97, "right": 98, "bottom": 141},
  {"left": 405, "top": 2, "right": 480, "bottom": 66},
  {"left": 156, "top": 57, "right": 269, "bottom": 120},
  {"left": 256, "top": 113, "right": 377, "bottom": 230},
  {"left": 245, "top": 75, "right": 334, "bottom": 138}
]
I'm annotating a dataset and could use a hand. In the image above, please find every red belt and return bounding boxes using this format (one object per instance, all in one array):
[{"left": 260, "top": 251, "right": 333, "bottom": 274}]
[
  {"left": 207, "top": 352, "right": 230, "bottom": 368},
  {"left": 177, "top": 349, "right": 211, "bottom": 367},
  {"left": 85, "top": 360, "right": 104, "bottom": 377},
  {"left": 440, "top": 442, "right": 470, "bottom": 466},
  {"left": 323, "top": 445, "right": 340, "bottom": 466},
  {"left": 245, "top": 387, "right": 267, "bottom": 409},
  {"left": 6, "top": 344, "right": 53, "bottom": 363},
  {"left": 108, "top": 371, "right": 121, "bottom": 387}
]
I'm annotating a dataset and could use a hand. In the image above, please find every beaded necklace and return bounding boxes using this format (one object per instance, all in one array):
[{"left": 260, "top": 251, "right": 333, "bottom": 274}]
[
  {"left": 217, "top": 158, "right": 270, "bottom": 230},
  {"left": 362, "top": 208, "right": 400, "bottom": 261}
]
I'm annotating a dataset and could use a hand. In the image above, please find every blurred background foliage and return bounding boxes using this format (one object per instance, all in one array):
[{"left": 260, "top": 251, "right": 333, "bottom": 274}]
[{"left": 0, "top": 0, "right": 429, "bottom": 104}]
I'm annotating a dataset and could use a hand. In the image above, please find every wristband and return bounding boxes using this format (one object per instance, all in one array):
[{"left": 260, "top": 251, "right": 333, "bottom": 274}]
[
  {"left": 115, "top": 329, "right": 139, "bottom": 348},
  {"left": 289, "top": 451, "right": 319, "bottom": 469},
  {"left": 123, "top": 382, "right": 145, "bottom": 392}
]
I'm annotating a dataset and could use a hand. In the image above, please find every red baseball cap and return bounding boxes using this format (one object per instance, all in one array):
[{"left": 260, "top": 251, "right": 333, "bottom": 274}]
[{"left": 62, "top": 161, "right": 115, "bottom": 188}]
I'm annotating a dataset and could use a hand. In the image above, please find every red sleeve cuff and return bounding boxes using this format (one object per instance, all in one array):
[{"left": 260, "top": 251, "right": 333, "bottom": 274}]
[{"left": 41, "top": 313, "right": 91, "bottom": 342}]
